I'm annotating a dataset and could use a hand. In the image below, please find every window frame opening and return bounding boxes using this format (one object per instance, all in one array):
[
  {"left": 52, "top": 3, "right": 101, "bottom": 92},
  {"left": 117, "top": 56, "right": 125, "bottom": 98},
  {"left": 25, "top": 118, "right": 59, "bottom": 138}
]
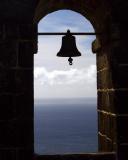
[
  {"left": 33, "top": 6, "right": 117, "bottom": 159},
  {"left": 34, "top": 9, "right": 98, "bottom": 156}
]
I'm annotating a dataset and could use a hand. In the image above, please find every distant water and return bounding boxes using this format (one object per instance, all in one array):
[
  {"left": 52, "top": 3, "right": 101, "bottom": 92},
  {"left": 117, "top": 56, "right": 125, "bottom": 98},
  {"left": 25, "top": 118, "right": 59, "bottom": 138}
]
[{"left": 34, "top": 98, "right": 98, "bottom": 155}]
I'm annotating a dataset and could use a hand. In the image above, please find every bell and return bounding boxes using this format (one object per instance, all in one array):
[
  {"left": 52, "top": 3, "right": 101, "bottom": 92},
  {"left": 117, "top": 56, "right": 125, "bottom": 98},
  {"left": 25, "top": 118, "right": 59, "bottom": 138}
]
[{"left": 57, "top": 30, "right": 81, "bottom": 65}]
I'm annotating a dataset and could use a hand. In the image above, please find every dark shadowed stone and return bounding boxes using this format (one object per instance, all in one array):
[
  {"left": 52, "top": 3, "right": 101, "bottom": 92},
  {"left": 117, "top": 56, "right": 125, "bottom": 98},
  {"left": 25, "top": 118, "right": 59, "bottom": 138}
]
[
  {"left": 19, "top": 24, "right": 37, "bottom": 40},
  {"left": 35, "top": 152, "right": 116, "bottom": 160},
  {"left": 18, "top": 41, "right": 34, "bottom": 67},
  {"left": 117, "top": 116, "right": 128, "bottom": 143},
  {"left": 0, "top": 94, "right": 14, "bottom": 120},
  {"left": 0, "top": 40, "right": 18, "bottom": 67},
  {"left": 4, "top": 24, "right": 19, "bottom": 39},
  {"left": 117, "top": 145, "right": 128, "bottom": 160},
  {"left": 0, "top": 119, "right": 33, "bottom": 148},
  {"left": 0, "top": 149, "right": 17, "bottom": 160}
]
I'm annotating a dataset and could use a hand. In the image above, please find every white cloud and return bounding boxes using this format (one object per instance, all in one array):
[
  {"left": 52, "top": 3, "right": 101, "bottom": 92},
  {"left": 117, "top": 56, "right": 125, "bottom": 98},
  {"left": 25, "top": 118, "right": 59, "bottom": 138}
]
[{"left": 34, "top": 65, "right": 96, "bottom": 86}]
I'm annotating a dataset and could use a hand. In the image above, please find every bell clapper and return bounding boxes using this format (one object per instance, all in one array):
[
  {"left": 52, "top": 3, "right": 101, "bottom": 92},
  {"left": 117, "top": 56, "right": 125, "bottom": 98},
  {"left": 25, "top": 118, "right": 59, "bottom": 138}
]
[{"left": 68, "top": 57, "right": 73, "bottom": 65}]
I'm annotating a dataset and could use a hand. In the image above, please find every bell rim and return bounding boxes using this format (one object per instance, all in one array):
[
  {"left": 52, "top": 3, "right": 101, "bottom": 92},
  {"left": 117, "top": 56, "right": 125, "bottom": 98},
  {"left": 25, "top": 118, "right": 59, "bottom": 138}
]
[{"left": 57, "top": 52, "right": 81, "bottom": 57}]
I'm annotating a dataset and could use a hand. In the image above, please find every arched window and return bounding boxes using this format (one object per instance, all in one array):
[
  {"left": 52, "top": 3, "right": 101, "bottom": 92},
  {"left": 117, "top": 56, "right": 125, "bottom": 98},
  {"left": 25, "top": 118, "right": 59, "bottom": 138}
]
[{"left": 34, "top": 10, "right": 97, "bottom": 155}]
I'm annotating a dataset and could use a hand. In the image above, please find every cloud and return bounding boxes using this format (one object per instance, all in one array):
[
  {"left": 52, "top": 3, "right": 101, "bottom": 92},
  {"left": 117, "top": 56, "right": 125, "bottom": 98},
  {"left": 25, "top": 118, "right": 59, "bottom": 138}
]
[{"left": 34, "top": 65, "right": 96, "bottom": 86}]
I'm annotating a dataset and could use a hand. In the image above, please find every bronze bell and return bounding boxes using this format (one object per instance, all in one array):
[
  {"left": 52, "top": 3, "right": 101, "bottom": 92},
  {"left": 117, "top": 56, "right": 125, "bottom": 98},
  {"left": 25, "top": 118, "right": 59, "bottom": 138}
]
[{"left": 57, "top": 30, "right": 81, "bottom": 65}]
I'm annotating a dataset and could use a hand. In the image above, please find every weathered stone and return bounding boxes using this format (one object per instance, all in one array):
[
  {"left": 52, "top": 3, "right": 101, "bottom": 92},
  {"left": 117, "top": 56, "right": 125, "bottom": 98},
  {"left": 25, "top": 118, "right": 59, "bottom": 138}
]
[
  {"left": 96, "top": 49, "right": 109, "bottom": 71},
  {"left": 97, "top": 69, "right": 113, "bottom": 89},
  {"left": 92, "top": 39, "right": 101, "bottom": 53},
  {"left": 98, "top": 91, "right": 116, "bottom": 113}
]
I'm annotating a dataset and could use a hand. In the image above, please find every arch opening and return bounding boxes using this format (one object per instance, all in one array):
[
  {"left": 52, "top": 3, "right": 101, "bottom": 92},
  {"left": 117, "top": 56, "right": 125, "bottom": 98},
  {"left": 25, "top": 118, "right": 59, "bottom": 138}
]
[{"left": 34, "top": 9, "right": 98, "bottom": 155}]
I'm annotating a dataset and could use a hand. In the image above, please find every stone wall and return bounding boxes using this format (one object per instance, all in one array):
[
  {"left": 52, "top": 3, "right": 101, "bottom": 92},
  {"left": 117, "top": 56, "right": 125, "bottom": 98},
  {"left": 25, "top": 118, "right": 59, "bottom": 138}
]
[
  {"left": 0, "top": 23, "right": 37, "bottom": 159},
  {"left": 0, "top": 0, "right": 128, "bottom": 160}
]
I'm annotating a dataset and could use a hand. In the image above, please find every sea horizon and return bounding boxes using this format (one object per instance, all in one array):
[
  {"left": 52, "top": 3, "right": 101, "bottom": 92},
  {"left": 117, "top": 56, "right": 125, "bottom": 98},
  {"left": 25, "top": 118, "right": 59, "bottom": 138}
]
[
  {"left": 34, "top": 97, "right": 98, "bottom": 155},
  {"left": 34, "top": 97, "right": 97, "bottom": 105}
]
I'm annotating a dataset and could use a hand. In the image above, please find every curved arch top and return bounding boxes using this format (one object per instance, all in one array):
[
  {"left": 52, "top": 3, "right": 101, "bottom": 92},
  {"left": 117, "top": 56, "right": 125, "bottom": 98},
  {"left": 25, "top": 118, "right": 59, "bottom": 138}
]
[{"left": 34, "top": 0, "right": 111, "bottom": 32}]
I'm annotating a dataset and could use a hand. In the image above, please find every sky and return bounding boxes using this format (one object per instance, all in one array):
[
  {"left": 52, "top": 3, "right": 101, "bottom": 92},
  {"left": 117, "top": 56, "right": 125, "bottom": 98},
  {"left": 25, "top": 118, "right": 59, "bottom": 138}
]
[{"left": 34, "top": 10, "right": 97, "bottom": 99}]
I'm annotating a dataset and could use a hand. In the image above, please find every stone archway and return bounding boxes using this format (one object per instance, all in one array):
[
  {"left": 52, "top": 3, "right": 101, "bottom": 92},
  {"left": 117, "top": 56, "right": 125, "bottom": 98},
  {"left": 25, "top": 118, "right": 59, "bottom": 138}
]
[
  {"left": 34, "top": 0, "right": 117, "bottom": 154},
  {"left": 34, "top": 0, "right": 111, "bottom": 33}
]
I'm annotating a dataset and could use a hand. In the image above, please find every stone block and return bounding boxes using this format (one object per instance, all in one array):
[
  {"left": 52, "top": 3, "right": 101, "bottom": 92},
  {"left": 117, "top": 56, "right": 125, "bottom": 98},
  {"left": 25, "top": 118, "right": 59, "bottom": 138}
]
[
  {"left": 104, "top": 114, "right": 110, "bottom": 137},
  {"left": 0, "top": 68, "right": 15, "bottom": 93},
  {"left": 98, "top": 91, "right": 109, "bottom": 111},
  {"left": 0, "top": 94, "right": 14, "bottom": 120},
  {"left": 98, "top": 91, "right": 116, "bottom": 113},
  {"left": 117, "top": 116, "right": 128, "bottom": 143},
  {"left": 114, "top": 90, "right": 128, "bottom": 114},
  {"left": 97, "top": 48, "right": 109, "bottom": 71},
  {"left": 0, "top": 119, "right": 33, "bottom": 148},
  {"left": 107, "top": 92, "right": 116, "bottom": 113},
  {"left": 98, "top": 111, "right": 117, "bottom": 144},
  {"left": 97, "top": 69, "right": 113, "bottom": 89},
  {"left": 0, "top": 24, "right": 4, "bottom": 41},
  {"left": 10, "top": 69, "right": 33, "bottom": 94},
  {"left": 98, "top": 111, "right": 107, "bottom": 135},
  {"left": 9, "top": 119, "right": 33, "bottom": 148},
  {"left": 4, "top": 24, "right": 19, "bottom": 39},
  {"left": 18, "top": 41, "right": 34, "bottom": 67},
  {"left": 98, "top": 133, "right": 104, "bottom": 151},
  {"left": 98, "top": 134, "right": 110, "bottom": 152},
  {"left": 0, "top": 93, "right": 34, "bottom": 121},
  {"left": 16, "top": 149, "right": 34, "bottom": 160},
  {"left": 98, "top": 111, "right": 104, "bottom": 134},
  {"left": 112, "top": 66, "right": 128, "bottom": 88},
  {"left": 0, "top": 121, "right": 10, "bottom": 147},
  {"left": 0, "top": 149, "right": 17, "bottom": 160},
  {"left": 19, "top": 24, "right": 37, "bottom": 40},
  {"left": 0, "top": 40, "right": 18, "bottom": 67},
  {"left": 99, "top": 90, "right": 128, "bottom": 114},
  {"left": 111, "top": 45, "right": 128, "bottom": 64},
  {"left": 109, "top": 116, "right": 117, "bottom": 142},
  {"left": 117, "top": 145, "right": 128, "bottom": 160},
  {"left": 14, "top": 93, "right": 33, "bottom": 119},
  {"left": 106, "top": 139, "right": 114, "bottom": 152},
  {"left": 0, "top": 68, "right": 33, "bottom": 94}
]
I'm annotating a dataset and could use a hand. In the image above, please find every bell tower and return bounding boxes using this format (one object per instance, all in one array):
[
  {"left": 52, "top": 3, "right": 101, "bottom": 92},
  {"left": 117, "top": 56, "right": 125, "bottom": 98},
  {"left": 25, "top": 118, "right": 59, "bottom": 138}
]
[{"left": 0, "top": 0, "right": 128, "bottom": 160}]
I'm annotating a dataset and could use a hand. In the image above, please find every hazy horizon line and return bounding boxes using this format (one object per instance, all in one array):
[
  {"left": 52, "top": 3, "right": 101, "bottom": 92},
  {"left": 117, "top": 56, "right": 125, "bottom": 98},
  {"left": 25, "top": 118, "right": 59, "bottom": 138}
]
[{"left": 35, "top": 97, "right": 97, "bottom": 101}]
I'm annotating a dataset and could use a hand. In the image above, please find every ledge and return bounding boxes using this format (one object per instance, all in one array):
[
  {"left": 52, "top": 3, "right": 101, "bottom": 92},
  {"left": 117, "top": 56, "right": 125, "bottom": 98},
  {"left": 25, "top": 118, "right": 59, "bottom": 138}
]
[{"left": 34, "top": 152, "right": 116, "bottom": 160}]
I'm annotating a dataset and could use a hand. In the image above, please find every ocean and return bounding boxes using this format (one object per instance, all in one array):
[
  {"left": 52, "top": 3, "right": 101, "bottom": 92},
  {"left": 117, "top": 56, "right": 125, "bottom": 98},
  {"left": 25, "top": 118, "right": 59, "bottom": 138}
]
[{"left": 34, "top": 98, "right": 98, "bottom": 155}]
